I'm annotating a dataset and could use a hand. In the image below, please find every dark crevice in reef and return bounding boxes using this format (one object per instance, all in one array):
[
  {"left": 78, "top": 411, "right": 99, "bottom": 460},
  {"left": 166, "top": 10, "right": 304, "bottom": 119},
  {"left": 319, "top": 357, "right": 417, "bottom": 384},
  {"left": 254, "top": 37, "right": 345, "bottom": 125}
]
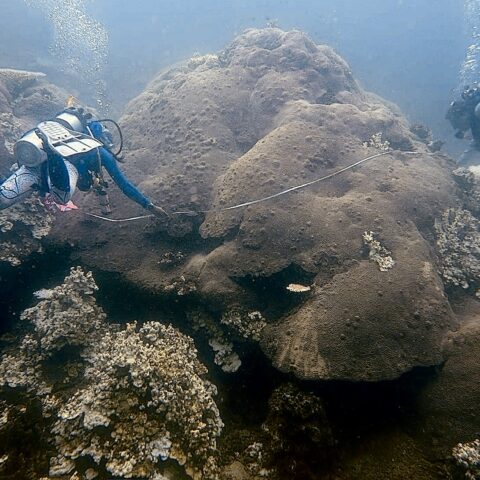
[
  {"left": 263, "top": 366, "right": 444, "bottom": 480},
  {"left": 92, "top": 269, "right": 186, "bottom": 324},
  {"left": 213, "top": 346, "right": 283, "bottom": 427},
  {"left": 91, "top": 268, "right": 284, "bottom": 422},
  {"left": 232, "top": 263, "right": 317, "bottom": 319},
  {"left": 314, "top": 365, "right": 440, "bottom": 438},
  {"left": 86, "top": 269, "right": 290, "bottom": 442},
  {"left": 0, "top": 400, "right": 53, "bottom": 480}
]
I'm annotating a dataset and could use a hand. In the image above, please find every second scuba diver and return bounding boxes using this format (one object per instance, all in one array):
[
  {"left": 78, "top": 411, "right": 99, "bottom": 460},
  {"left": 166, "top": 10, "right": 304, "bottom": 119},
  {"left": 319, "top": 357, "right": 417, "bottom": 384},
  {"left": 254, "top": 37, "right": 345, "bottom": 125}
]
[{"left": 446, "top": 83, "right": 480, "bottom": 166}]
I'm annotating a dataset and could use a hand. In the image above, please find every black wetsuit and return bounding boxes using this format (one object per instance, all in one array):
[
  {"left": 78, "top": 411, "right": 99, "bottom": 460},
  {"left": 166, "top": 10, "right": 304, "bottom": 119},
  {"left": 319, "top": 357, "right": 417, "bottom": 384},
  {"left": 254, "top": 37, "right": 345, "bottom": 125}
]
[{"left": 447, "top": 88, "right": 480, "bottom": 165}]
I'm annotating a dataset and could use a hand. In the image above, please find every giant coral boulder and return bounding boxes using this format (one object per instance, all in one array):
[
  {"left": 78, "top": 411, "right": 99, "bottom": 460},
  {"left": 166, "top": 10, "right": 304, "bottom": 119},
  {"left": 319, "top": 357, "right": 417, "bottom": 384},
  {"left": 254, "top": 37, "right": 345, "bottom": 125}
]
[{"left": 50, "top": 28, "right": 460, "bottom": 381}]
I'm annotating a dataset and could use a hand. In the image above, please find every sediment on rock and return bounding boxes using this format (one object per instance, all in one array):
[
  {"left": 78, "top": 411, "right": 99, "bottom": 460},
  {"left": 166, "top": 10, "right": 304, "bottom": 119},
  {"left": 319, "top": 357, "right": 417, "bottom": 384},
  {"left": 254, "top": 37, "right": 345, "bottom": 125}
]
[{"left": 50, "top": 28, "right": 459, "bottom": 383}]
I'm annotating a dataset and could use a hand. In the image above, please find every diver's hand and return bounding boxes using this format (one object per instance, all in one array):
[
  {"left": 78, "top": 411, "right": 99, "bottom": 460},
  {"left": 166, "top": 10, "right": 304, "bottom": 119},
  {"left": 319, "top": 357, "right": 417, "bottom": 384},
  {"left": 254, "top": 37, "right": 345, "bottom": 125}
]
[{"left": 147, "top": 203, "right": 170, "bottom": 218}]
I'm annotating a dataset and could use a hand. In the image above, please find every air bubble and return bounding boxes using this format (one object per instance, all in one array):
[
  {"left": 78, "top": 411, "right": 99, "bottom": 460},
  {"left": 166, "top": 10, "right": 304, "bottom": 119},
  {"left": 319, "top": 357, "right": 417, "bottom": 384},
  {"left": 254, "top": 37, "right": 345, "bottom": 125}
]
[
  {"left": 459, "top": 0, "right": 480, "bottom": 91},
  {"left": 24, "top": 0, "right": 109, "bottom": 112}
]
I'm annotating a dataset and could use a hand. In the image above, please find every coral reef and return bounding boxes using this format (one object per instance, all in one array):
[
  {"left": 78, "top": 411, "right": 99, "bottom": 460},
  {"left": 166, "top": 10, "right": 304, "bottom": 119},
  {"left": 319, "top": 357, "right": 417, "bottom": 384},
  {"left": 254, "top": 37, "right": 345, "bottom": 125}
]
[
  {"left": 453, "top": 439, "right": 480, "bottom": 480},
  {"left": 0, "top": 68, "right": 46, "bottom": 93},
  {"left": 0, "top": 268, "right": 222, "bottom": 479},
  {"left": 0, "top": 266, "right": 106, "bottom": 395},
  {"left": 50, "top": 27, "right": 459, "bottom": 382},
  {"left": 0, "top": 197, "right": 54, "bottom": 266},
  {"left": 435, "top": 208, "right": 480, "bottom": 292},
  {"left": 452, "top": 166, "right": 480, "bottom": 218},
  {"left": 188, "top": 308, "right": 242, "bottom": 373},
  {"left": 0, "top": 69, "right": 69, "bottom": 266},
  {"left": 1, "top": 27, "right": 480, "bottom": 480},
  {"left": 52, "top": 321, "right": 222, "bottom": 479},
  {"left": 25, "top": 266, "right": 106, "bottom": 352},
  {"left": 0, "top": 68, "right": 68, "bottom": 156},
  {"left": 221, "top": 308, "right": 266, "bottom": 342}
]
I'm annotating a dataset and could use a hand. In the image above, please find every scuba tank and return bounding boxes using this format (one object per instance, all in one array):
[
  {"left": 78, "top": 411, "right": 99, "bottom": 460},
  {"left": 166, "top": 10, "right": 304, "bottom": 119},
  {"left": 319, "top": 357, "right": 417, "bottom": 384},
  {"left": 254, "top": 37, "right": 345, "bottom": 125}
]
[
  {"left": 13, "top": 108, "right": 102, "bottom": 168},
  {"left": 13, "top": 98, "right": 125, "bottom": 215}
]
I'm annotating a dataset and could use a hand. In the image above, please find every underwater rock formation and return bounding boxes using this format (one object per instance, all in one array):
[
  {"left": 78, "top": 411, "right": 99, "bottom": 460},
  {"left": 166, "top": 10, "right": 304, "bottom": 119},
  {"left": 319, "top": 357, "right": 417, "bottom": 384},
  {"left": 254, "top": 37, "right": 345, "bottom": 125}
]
[
  {"left": 0, "top": 267, "right": 222, "bottom": 479},
  {"left": 0, "top": 68, "right": 69, "bottom": 266},
  {"left": 0, "top": 68, "right": 68, "bottom": 158},
  {"left": 50, "top": 28, "right": 460, "bottom": 382},
  {"left": 0, "top": 68, "right": 68, "bottom": 126},
  {"left": 0, "top": 197, "right": 54, "bottom": 266},
  {"left": 410, "top": 297, "right": 480, "bottom": 463}
]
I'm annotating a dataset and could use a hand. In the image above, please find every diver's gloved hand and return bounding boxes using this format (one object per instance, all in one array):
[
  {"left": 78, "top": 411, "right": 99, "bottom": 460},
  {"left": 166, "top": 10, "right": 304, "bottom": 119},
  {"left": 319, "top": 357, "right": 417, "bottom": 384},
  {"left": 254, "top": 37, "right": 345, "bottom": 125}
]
[{"left": 147, "top": 203, "right": 169, "bottom": 218}]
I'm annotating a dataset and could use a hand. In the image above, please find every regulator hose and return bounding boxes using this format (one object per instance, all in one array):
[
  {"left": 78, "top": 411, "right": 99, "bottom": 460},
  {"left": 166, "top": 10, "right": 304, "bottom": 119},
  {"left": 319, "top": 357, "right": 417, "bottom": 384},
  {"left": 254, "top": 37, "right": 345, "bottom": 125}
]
[{"left": 98, "top": 118, "right": 124, "bottom": 158}]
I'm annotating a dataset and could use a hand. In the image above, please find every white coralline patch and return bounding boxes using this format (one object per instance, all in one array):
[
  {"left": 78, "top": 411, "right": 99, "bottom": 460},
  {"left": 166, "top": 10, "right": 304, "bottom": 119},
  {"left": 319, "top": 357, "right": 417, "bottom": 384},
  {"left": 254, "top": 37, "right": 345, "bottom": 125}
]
[
  {"left": 468, "top": 164, "right": 480, "bottom": 177},
  {"left": 33, "top": 288, "right": 54, "bottom": 300},
  {"left": 188, "top": 308, "right": 243, "bottom": 374},
  {"left": 149, "top": 437, "right": 173, "bottom": 461},
  {"left": 0, "top": 267, "right": 223, "bottom": 480},
  {"left": 363, "top": 231, "right": 395, "bottom": 272},
  {"left": 362, "top": 132, "right": 391, "bottom": 151},
  {"left": 286, "top": 283, "right": 311, "bottom": 293},
  {"left": 21, "top": 267, "right": 106, "bottom": 353},
  {"left": 221, "top": 309, "right": 267, "bottom": 341},
  {"left": 187, "top": 53, "right": 220, "bottom": 70},
  {"left": 208, "top": 338, "right": 242, "bottom": 373}
]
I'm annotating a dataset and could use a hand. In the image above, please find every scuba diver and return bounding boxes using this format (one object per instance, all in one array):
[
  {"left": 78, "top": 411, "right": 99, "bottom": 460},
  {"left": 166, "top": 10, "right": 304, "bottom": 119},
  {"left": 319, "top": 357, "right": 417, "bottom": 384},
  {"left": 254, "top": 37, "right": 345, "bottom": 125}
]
[
  {"left": 0, "top": 104, "right": 167, "bottom": 217},
  {"left": 446, "top": 83, "right": 480, "bottom": 166}
]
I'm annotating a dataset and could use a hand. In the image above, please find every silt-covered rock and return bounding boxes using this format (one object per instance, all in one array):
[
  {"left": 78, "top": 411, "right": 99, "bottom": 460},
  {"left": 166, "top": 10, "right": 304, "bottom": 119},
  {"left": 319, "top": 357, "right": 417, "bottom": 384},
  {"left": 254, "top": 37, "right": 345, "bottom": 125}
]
[{"left": 50, "top": 28, "right": 460, "bottom": 382}]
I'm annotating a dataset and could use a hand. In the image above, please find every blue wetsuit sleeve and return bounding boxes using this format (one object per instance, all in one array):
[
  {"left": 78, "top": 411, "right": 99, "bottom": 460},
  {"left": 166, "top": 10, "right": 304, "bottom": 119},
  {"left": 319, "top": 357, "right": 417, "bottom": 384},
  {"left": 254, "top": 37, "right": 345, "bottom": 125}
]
[{"left": 99, "top": 148, "right": 152, "bottom": 209}]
